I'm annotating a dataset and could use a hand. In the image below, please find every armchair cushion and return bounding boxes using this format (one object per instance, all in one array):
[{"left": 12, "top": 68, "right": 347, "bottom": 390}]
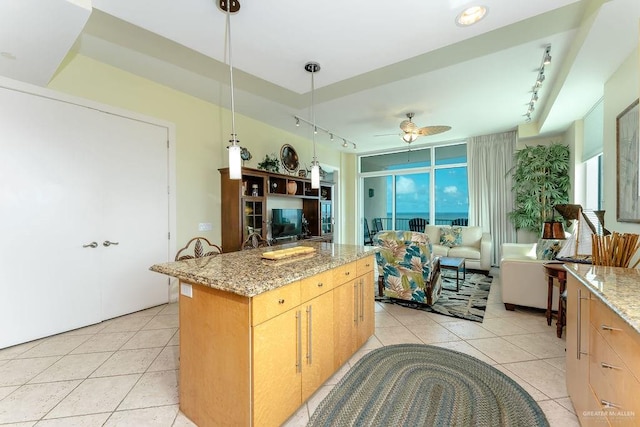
[{"left": 375, "top": 230, "right": 442, "bottom": 305}]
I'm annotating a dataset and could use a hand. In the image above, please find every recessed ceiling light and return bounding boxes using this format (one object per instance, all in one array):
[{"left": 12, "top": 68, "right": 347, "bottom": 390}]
[{"left": 456, "top": 6, "right": 488, "bottom": 26}]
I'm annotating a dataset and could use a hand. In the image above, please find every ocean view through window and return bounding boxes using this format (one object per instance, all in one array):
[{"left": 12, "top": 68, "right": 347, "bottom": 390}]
[{"left": 361, "top": 143, "right": 468, "bottom": 241}]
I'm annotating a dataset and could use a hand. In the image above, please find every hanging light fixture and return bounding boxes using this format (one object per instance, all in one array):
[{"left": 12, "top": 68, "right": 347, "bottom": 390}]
[
  {"left": 220, "top": 0, "right": 242, "bottom": 179},
  {"left": 305, "top": 61, "right": 321, "bottom": 189}
]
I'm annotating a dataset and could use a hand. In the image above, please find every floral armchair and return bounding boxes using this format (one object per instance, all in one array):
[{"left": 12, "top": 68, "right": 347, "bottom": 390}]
[{"left": 374, "top": 230, "right": 442, "bottom": 306}]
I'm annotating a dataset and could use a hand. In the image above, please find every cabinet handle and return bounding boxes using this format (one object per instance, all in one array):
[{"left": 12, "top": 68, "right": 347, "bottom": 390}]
[
  {"left": 353, "top": 283, "right": 358, "bottom": 324},
  {"left": 577, "top": 288, "right": 582, "bottom": 360},
  {"left": 278, "top": 299, "right": 285, "bottom": 304},
  {"left": 345, "top": 271, "right": 350, "bottom": 276},
  {"left": 601, "top": 324, "right": 622, "bottom": 332},
  {"left": 359, "top": 279, "right": 364, "bottom": 321},
  {"left": 296, "top": 310, "right": 302, "bottom": 373},
  {"left": 601, "top": 400, "right": 622, "bottom": 409},
  {"left": 600, "top": 362, "right": 622, "bottom": 370},
  {"left": 307, "top": 305, "right": 313, "bottom": 365},
  {"left": 317, "top": 282, "right": 323, "bottom": 287}
]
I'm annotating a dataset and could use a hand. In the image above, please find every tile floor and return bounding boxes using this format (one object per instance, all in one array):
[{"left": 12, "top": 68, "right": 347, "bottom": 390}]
[{"left": 0, "top": 272, "right": 579, "bottom": 426}]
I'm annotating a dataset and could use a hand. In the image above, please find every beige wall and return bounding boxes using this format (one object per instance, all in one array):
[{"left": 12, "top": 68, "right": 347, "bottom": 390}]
[
  {"left": 48, "top": 53, "right": 357, "bottom": 247},
  {"left": 603, "top": 45, "right": 640, "bottom": 235}
]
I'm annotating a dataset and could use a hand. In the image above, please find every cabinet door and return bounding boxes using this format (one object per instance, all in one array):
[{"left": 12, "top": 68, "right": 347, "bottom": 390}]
[
  {"left": 253, "top": 308, "right": 302, "bottom": 427},
  {"left": 302, "top": 291, "right": 334, "bottom": 401},
  {"left": 357, "top": 271, "right": 375, "bottom": 346},
  {"left": 565, "top": 276, "right": 592, "bottom": 420},
  {"left": 333, "top": 279, "right": 358, "bottom": 368}
]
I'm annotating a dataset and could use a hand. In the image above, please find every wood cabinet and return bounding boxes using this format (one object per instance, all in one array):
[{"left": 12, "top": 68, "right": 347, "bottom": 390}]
[
  {"left": 566, "top": 273, "right": 640, "bottom": 426},
  {"left": 220, "top": 167, "right": 334, "bottom": 252},
  {"left": 178, "top": 255, "right": 375, "bottom": 427},
  {"left": 565, "top": 275, "right": 595, "bottom": 423},
  {"left": 333, "top": 257, "right": 376, "bottom": 368}
]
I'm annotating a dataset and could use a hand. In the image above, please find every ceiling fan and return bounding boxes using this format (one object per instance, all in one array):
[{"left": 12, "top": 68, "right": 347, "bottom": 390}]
[{"left": 398, "top": 112, "right": 451, "bottom": 143}]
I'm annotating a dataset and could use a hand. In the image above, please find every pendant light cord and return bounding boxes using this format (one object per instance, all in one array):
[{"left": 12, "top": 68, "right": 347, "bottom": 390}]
[
  {"left": 226, "top": 6, "right": 237, "bottom": 143},
  {"left": 311, "top": 68, "right": 316, "bottom": 163}
]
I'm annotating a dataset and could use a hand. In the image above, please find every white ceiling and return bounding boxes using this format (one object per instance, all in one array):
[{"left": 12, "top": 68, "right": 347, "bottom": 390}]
[{"left": 1, "top": 0, "right": 638, "bottom": 154}]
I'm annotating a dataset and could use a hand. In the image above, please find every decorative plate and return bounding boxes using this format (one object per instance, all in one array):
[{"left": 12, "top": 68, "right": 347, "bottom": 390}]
[
  {"left": 280, "top": 144, "right": 299, "bottom": 173},
  {"left": 240, "top": 147, "right": 252, "bottom": 161}
]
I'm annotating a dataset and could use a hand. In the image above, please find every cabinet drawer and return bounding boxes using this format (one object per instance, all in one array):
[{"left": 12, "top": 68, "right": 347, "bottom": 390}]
[
  {"left": 252, "top": 281, "right": 300, "bottom": 326},
  {"left": 356, "top": 256, "right": 375, "bottom": 277},
  {"left": 332, "top": 262, "right": 357, "bottom": 286},
  {"left": 591, "top": 297, "right": 640, "bottom": 382},
  {"left": 300, "top": 270, "right": 333, "bottom": 303}
]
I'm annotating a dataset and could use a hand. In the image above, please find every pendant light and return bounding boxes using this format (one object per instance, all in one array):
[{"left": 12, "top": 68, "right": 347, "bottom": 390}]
[
  {"left": 221, "top": 0, "right": 241, "bottom": 179},
  {"left": 306, "top": 61, "right": 321, "bottom": 189}
]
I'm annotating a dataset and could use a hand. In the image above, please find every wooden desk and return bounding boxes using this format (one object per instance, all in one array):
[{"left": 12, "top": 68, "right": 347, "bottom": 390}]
[{"left": 544, "top": 262, "right": 566, "bottom": 338}]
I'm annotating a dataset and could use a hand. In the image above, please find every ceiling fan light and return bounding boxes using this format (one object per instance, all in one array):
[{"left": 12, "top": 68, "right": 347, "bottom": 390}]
[
  {"left": 456, "top": 6, "right": 487, "bottom": 26},
  {"left": 402, "top": 132, "right": 418, "bottom": 143}
]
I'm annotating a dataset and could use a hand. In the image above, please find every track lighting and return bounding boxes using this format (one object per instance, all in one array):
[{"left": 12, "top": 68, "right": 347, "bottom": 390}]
[
  {"left": 342, "top": 139, "right": 348, "bottom": 148},
  {"left": 293, "top": 115, "right": 357, "bottom": 150},
  {"left": 524, "top": 45, "right": 551, "bottom": 122}
]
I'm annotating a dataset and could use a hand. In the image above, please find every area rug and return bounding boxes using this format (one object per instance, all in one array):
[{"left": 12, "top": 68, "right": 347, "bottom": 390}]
[
  {"left": 308, "top": 344, "right": 549, "bottom": 427},
  {"left": 376, "top": 271, "right": 492, "bottom": 322}
]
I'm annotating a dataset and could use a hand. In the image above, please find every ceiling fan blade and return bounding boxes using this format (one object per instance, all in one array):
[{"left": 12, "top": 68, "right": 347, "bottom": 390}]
[
  {"left": 399, "top": 120, "right": 417, "bottom": 132},
  {"left": 417, "top": 125, "right": 451, "bottom": 136},
  {"left": 373, "top": 133, "right": 401, "bottom": 137}
]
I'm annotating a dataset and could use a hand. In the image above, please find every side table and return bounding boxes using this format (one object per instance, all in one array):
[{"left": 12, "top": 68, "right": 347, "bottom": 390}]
[{"left": 543, "top": 262, "right": 566, "bottom": 338}]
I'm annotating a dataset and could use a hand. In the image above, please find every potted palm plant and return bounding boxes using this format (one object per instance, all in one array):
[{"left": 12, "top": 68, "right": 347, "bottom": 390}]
[{"left": 509, "top": 143, "right": 570, "bottom": 235}]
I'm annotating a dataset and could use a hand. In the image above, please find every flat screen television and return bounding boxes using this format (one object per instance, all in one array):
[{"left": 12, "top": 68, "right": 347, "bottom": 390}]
[{"left": 272, "top": 208, "right": 302, "bottom": 239}]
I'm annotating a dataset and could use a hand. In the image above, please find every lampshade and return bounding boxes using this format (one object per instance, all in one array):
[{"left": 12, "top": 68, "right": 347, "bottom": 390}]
[
  {"left": 311, "top": 163, "right": 320, "bottom": 189},
  {"left": 541, "top": 221, "right": 565, "bottom": 239},
  {"left": 402, "top": 132, "right": 418, "bottom": 143},
  {"left": 228, "top": 144, "right": 241, "bottom": 179}
]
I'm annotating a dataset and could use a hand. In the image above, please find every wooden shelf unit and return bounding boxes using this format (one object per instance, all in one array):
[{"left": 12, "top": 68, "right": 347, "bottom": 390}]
[{"left": 220, "top": 167, "right": 334, "bottom": 252}]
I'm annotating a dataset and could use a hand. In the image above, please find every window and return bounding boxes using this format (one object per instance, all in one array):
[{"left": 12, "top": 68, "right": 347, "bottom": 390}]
[{"left": 360, "top": 143, "right": 468, "bottom": 240}]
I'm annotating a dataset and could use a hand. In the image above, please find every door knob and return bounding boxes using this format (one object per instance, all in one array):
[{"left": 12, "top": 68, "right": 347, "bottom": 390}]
[
  {"left": 103, "top": 240, "right": 120, "bottom": 247},
  {"left": 83, "top": 242, "right": 98, "bottom": 248}
]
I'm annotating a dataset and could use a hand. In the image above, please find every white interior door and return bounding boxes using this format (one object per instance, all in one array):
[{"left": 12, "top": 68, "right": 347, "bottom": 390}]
[
  {"left": 0, "top": 83, "right": 171, "bottom": 349},
  {"left": 0, "top": 88, "right": 103, "bottom": 348},
  {"left": 98, "top": 113, "right": 169, "bottom": 319}
]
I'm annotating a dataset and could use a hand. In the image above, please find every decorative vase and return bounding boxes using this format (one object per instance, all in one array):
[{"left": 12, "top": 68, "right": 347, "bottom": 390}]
[{"left": 287, "top": 181, "right": 298, "bottom": 195}]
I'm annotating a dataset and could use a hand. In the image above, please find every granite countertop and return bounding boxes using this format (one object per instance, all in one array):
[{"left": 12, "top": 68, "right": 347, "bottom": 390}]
[
  {"left": 565, "top": 263, "right": 640, "bottom": 334},
  {"left": 150, "top": 241, "right": 375, "bottom": 297}
]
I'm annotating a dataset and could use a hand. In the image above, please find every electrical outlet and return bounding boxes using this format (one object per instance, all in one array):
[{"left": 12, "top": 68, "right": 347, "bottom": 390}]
[
  {"left": 180, "top": 283, "right": 193, "bottom": 298},
  {"left": 198, "top": 222, "right": 212, "bottom": 232}
]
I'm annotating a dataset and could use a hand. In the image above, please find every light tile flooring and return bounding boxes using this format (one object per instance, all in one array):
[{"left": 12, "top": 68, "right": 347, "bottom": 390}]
[{"left": 0, "top": 273, "right": 579, "bottom": 426}]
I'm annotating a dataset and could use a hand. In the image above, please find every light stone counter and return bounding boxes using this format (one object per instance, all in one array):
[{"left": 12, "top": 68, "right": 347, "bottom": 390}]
[
  {"left": 150, "top": 241, "right": 375, "bottom": 297},
  {"left": 565, "top": 263, "right": 640, "bottom": 334}
]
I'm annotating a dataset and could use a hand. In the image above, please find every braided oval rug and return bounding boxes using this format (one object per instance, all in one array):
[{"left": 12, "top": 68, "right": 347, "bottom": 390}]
[{"left": 308, "top": 344, "right": 549, "bottom": 427}]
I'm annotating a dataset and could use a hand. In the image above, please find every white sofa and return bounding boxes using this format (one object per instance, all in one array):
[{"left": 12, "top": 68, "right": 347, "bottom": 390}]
[
  {"left": 423, "top": 225, "right": 492, "bottom": 272},
  {"left": 500, "top": 243, "right": 559, "bottom": 311}
]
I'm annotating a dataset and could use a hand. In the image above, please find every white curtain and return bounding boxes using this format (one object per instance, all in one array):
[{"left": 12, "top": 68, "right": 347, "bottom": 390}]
[{"left": 467, "top": 131, "right": 517, "bottom": 266}]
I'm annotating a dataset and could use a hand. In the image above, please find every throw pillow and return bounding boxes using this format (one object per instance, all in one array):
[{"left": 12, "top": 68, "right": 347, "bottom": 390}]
[
  {"left": 439, "top": 226, "right": 462, "bottom": 247},
  {"left": 536, "top": 238, "right": 563, "bottom": 260}
]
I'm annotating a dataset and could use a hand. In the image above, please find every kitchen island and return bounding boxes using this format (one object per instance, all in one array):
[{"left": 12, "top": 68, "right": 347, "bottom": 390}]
[
  {"left": 150, "top": 241, "right": 376, "bottom": 427},
  {"left": 564, "top": 264, "right": 640, "bottom": 426}
]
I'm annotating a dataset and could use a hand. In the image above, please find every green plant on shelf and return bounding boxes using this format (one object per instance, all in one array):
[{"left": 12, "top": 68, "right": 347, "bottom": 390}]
[{"left": 257, "top": 153, "right": 280, "bottom": 173}]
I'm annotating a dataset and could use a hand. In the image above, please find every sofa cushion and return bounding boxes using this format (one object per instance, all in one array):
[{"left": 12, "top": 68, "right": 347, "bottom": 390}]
[
  {"left": 431, "top": 244, "right": 449, "bottom": 257},
  {"left": 440, "top": 226, "right": 463, "bottom": 247},
  {"left": 448, "top": 246, "right": 480, "bottom": 260},
  {"left": 460, "top": 226, "right": 482, "bottom": 248}
]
